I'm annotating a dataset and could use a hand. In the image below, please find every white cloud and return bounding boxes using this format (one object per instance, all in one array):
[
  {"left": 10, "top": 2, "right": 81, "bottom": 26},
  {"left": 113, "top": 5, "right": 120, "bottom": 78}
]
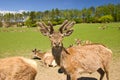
[{"left": 0, "top": 10, "right": 28, "bottom": 14}]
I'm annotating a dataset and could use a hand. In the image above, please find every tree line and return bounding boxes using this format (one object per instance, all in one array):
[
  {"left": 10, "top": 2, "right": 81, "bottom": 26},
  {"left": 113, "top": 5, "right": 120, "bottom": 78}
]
[{"left": 0, "top": 3, "right": 120, "bottom": 27}]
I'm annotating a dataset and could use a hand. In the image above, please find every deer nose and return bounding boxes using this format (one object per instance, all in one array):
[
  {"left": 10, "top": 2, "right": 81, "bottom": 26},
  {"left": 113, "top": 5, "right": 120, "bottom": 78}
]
[{"left": 54, "top": 42, "right": 60, "bottom": 46}]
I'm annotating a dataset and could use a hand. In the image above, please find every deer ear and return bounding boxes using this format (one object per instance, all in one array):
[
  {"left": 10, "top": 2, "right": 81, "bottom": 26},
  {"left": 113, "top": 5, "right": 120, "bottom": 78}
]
[{"left": 64, "top": 29, "right": 74, "bottom": 36}]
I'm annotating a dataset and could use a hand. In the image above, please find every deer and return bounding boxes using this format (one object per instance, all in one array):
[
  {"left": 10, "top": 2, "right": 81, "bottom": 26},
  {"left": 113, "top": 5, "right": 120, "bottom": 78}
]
[
  {"left": 75, "top": 39, "right": 82, "bottom": 46},
  {"left": 75, "top": 39, "right": 92, "bottom": 46},
  {"left": 0, "top": 57, "right": 37, "bottom": 80},
  {"left": 32, "top": 49, "right": 57, "bottom": 67},
  {"left": 38, "top": 20, "right": 112, "bottom": 80}
]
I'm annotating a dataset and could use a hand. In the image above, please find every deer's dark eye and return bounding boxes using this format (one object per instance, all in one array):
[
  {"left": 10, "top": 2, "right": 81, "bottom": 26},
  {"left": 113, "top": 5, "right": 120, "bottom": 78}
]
[
  {"left": 61, "top": 34, "right": 64, "bottom": 38},
  {"left": 49, "top": 35, "right": 52, "bottom": 38}
]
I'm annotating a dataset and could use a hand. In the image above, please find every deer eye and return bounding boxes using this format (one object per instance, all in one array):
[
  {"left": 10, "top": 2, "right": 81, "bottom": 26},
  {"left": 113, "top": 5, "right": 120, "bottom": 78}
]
[
  {"left": 49, "top": 35, "right": 53, "bottom": 38},
  {"left": 61, "top": 34, "right": 64, "bottom": 38}
]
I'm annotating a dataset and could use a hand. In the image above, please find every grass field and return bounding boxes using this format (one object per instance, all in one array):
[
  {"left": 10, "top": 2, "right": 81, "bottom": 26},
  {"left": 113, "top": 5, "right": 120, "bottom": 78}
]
[{"left": 0, "top": 23, "right": 120, "bottom": 59}]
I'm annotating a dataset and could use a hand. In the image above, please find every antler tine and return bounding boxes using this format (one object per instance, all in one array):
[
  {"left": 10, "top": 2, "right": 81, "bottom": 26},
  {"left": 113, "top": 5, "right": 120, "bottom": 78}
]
[
  {"left": 59, "top": 20, "right": 69, "bottom": 33},
  {"left": 65, "top": 21, "right": 76, "bottom": 30},
  {"left": 63, "top": 21, "right": 72, "bottom": 30},
  {"left": 41, "top": 21, "right": 49, "bottom": 31},
  {"left": 37, "top": 22, "right": 48, "bottom": 31},
  {"left": 48, "top": 21, "right": 54, "bottom": 34},
  {"left": 37, "top": 22, "right": 44, "bottom": 28}
]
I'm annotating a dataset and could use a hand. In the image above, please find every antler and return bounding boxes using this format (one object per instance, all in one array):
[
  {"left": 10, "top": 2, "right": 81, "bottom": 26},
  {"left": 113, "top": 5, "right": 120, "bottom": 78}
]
[
  {"left": 59, "top": 20, "right": 69, "bottom": 33},
  {"left": 37, "top": 21, "right": 49, "bottom": 31},
  {"left": 37, "top": 21, "right": 54, "bottom": 35},
  {"left": 64, "top": 21, "right": 76, "bottom": 30},
  {"left": 48, "top": 21, "right": 54, "bottom": 34},
  {"left": 59, "top": 20, "right": 76, "bottom": 33}
]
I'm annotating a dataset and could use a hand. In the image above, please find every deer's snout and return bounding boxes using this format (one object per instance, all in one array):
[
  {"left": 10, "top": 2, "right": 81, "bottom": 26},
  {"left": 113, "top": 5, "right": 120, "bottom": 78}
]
[{"left": 54, "top": 42, "right": 60, "bottom": 47}]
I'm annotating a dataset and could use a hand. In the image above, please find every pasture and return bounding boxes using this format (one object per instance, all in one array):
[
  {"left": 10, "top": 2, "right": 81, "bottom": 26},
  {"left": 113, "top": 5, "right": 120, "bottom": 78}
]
[
  {"left": 0, "top": 23, "right": 120, "bottom": 59},
  {"left": 0, "top": 23, "right": 120, "bottom": 80}
]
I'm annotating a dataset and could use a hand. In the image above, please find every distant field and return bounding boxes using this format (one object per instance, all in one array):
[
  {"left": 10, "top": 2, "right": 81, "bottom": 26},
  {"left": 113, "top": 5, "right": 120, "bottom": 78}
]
[{"left": 0, "top": 23, "right": 120, "bottom": 59}]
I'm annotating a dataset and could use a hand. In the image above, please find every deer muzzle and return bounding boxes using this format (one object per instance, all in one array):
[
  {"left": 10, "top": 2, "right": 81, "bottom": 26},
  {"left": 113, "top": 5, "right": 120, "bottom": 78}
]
[{"left": 54, "top": 42, "right": 60, "bottom": 47}]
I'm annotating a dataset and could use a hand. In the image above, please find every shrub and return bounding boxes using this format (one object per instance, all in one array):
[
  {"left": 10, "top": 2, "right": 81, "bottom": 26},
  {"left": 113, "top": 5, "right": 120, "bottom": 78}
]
[
  {"left": 99, "top": 15, "right": 114, "bottom": 23},
  {"left": 74, "top": 18, "right": 82, "bottom": 23},
  {"left": 24, "top": 18, "right": 36, "bottom": 27}
]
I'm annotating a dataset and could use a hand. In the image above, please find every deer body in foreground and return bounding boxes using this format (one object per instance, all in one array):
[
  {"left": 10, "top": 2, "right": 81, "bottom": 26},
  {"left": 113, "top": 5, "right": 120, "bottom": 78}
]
[
  {"left": 32, "top": 49, "right": 57, "bottom": 67},
  {"left": 38, "top": 20, "right": 112, "bottom": 80},
  {"left": 0, "top": 57, "right": 37, "bottom": 80}
]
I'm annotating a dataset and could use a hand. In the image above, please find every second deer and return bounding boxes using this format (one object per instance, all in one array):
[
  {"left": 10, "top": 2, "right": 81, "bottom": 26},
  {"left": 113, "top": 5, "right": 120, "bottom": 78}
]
[{"left": 32, "top": 49, "right": 57, "bottom": 67}]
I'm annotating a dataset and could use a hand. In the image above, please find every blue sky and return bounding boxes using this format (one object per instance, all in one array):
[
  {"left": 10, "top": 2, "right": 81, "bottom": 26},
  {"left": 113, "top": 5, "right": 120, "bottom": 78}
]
[{"left": 0, "top": 0, "right": 119, "bottom": 11}]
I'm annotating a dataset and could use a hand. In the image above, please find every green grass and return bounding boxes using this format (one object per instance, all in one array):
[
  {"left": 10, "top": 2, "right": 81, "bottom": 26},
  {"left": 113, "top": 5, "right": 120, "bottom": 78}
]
[
  {"left": 0, "top": 27, "right": 51, "bottom": 58},
  {"left": 0, "top": 23, "right": 120, "bottom": 59}
]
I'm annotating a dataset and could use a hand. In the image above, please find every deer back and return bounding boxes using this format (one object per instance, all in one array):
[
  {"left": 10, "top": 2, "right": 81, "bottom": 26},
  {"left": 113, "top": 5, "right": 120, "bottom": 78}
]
[{"left": 0, "top": 57, "right": 37, "bottom": 80}]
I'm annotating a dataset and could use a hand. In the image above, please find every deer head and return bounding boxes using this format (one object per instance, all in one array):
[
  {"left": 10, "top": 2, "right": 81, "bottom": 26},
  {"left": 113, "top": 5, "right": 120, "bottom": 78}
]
[
  {"left": 32, "top": 49, "right": 41, "bottom": 55},
  {"left": 32, "top": 49, "right": 43, "bottom": 60},
  {"left": 38, "top": 20, "right": 76, "bottom": 47}
]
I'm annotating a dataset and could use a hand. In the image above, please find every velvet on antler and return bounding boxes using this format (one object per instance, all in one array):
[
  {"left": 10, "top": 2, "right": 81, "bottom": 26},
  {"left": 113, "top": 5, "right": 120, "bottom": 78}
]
[
  {"left": 59, "top": 20, "right": 76, "bottom": 33},
  {"left": 48, "top": 21, "right": 54, "bottom": 34},
  {"left": 38, "top": 20, "right": 75, "bottom": 36},
  {"left": 37, "top": 21, "right": 54, "bottom": 36}
]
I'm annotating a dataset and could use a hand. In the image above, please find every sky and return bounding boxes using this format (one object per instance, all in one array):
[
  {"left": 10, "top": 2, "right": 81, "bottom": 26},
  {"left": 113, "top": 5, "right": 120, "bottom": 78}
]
[{"left": 0, "top": 0, "right": 120, "bottom": 12}]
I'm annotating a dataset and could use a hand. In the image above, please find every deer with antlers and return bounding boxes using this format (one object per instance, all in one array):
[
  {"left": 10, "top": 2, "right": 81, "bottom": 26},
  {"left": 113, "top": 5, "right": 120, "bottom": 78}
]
[{"left": 38, "top": 20, "right": 112, "bottom": 80}]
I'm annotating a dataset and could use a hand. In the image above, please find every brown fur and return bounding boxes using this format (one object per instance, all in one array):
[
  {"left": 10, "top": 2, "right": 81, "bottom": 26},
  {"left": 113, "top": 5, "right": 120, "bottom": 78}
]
[
  {"left": 38, "top": 20, "right": 112, "bottom": 80},
  {"left": 0, "top": 57, "right": 37, "bottom": 80},
  {"left": 75, "top": 39, "right": 82, "bottom": 45},
  {"left": 52, "top": 44, "right": 112, "bottom": 80},
  {"left": 32, "top": 49, "right": 57, "bottom": 67},
  {"left": 32, "top": 49, "right": 45, "bottom": 60}
]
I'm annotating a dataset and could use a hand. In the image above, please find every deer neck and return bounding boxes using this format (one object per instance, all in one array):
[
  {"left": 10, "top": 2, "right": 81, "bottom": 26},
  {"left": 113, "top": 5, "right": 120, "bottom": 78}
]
[{"left": 52, "top": 45, "right": 69, "bottom": 66}]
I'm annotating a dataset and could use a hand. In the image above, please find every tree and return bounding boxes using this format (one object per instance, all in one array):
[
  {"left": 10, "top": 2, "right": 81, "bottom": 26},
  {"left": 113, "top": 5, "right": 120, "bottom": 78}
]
[
  {"left": 81, "top": 8, "right": 87, "bottom": 22},
  {"left": 87, "top": 7, "right": 95, "bottom": 23},
  {"left": 98, "top": 15, "right": 114, "bottom": 23},
  {"left": 115, "top": 4, "right": 120, "bottom": 21},
  {"left": 29, "top": 11, "right": 36, "bottom": 22},
  {"left": 0, "top": 13, "right": 3, "bottom": 22},
  {"left": 24, "top": 11, "right": 37, "bottom": 27},
  {"left": 0, "top": 3, "right": 119, "bottom": 27}
]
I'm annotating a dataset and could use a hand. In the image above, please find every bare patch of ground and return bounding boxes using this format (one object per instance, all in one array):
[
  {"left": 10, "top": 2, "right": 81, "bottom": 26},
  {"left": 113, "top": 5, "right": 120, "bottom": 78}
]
[{"left": 35, "top": 58, "right": 120, "bottom": 80}]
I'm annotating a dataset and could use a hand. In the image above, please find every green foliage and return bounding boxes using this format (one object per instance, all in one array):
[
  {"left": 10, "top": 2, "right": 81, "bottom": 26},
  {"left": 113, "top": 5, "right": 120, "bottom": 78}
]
[
  {"left": 115, "top": 4, "right": 120, "bottom": 21},
  {"left": 99, "top": 15, "right": 114, "bottom": 23},
  {"left": 24, "top": 17, "right": 36, "bottom": 27},
  {"left": 42, "top": 19, "right": 65, "bottom": 26},
  {"left": 51, "top": 20, "right": 58, "bottom": 25},
  {"left": 73, "top": 18, "right": 82, "bottom": 23},
  {"left": 17, "top": 22, "right": 24, "bottom": 27},
  {"left": 51, "top": 19, "right": 65, "bottom": 25},
  {"left": 24, "top": 11, "right": 37, "bottom": 27}
]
